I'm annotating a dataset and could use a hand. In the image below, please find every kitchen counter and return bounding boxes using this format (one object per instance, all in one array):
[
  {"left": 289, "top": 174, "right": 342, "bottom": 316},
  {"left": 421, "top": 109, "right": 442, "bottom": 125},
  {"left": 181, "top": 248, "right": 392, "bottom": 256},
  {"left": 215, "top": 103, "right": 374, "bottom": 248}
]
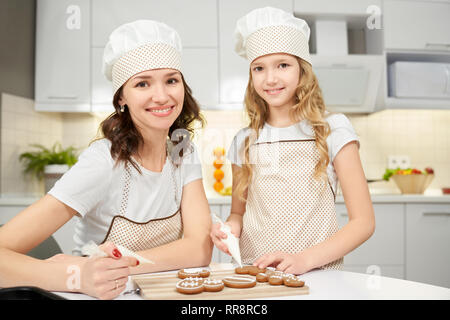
[
  {"left": 1, "top": 191, "right": 450, "bottom": 207},
  {"left": 207, "top": 191, "right": 450, "bottom": 205},
  {"left": 52, "top": 263, "right": 450, "bottom": 300}
]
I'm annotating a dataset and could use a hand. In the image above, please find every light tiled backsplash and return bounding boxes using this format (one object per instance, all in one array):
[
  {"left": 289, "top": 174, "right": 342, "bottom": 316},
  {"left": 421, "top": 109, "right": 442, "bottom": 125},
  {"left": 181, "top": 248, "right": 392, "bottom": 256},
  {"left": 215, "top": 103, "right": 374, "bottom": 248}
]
[{"left": 1, "top": 92, "right": 449, "bottom": 196}]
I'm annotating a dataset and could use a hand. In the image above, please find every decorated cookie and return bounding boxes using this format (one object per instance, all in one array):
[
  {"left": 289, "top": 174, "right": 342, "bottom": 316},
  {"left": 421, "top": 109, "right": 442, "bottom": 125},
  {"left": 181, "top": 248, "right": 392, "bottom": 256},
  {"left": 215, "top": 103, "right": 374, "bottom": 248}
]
[
  {"left": 177, "top": 269, "right": 210, "bottom": 279},
  {"left": 176, "top": 279, "right": 204, "bottom": 294},
  {"left": 183, "top": 276, "right": 204, "bottom": 284},
  {"left": 223, "top": 275, "right": 257, "bottom": 289},
  {"left": 203, "top": 278, "right": 225, "bottom": 292},
  {"left": 199, "top": 270, "right": 210, "bottom": 278},
  {"left": 234, "top": 265, "right": 266, "bottom": 275},
  {"left": 256, "top": 272, "right": 269, "bottom": 283},
  {"left": 268, "top": 274, "right": 283, "bottom": 286},
  {"left": 283, "top": 276, "right": 305, "bottom": 288},
  {"left": 248, "top": 266, "right": 266, "bottom": 276},
  {"left": 235, "top": 266, "right": 250, "bottom": 274}
]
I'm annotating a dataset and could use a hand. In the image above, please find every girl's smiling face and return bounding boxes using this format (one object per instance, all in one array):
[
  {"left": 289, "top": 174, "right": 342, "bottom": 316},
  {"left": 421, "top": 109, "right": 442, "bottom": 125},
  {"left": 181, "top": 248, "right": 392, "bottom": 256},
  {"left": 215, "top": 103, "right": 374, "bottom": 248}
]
[
  {"left": 119, "top": 68, "right": 184, "bottom": 133},
  {"left": 250, "top": 53, "right": 300, "bottom": 111}
]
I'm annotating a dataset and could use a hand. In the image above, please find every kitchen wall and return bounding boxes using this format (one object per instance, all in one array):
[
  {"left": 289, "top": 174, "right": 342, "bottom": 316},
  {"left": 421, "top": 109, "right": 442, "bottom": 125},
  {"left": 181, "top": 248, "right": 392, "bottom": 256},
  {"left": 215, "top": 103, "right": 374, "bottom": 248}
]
[
  {"left": 0, "top": 93, "right": 104, "bottom": 195},
  {"left": 1, "top": 91, "right": 449, "bottom": 196}
]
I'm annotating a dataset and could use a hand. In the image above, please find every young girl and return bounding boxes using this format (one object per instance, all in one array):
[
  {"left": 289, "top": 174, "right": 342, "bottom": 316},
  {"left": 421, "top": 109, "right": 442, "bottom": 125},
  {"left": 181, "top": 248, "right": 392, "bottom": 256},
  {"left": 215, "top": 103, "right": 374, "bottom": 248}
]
[
  {"left": 211, "top": 7, "right": 375, "bottom": 275},
  {"left": 0, "top": 20, "right": 212, "bottom": 299}
]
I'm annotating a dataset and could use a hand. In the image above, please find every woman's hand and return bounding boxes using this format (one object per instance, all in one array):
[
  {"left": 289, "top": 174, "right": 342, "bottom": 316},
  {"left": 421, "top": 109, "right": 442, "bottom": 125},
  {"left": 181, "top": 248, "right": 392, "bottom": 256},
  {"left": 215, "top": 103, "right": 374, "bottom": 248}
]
[
  {"left": 253, "top": 251, "right": 313, "bottom": 275},
  {"left": 79, "top": 242, "right": 139, "bottom": 300},
  {"left": 210, "top": 221, "right": 241, "bottom": 256}
]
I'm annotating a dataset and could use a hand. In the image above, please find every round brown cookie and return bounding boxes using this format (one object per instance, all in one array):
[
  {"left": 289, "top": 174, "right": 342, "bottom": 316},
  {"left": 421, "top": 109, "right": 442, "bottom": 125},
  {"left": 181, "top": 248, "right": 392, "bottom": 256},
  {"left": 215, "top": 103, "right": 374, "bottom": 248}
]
[
  {"left": 256, "top": 272, "right": 269, "bottom": 283},
  {"left": 203, "top": 278, "right": 225, "bottom": 292},
  {"left": 248, "top": 266, "right": 266, "bottom": 276},
  {"left": 176, "top": 279, "right": 204, "bottom": 294},
  {"left": 178, "top": 269, "right": 200, "bottom": 279},
  {"left": 283, "top": 276, "right": 305, "bottom": 288},
  {"left": 282, "top": 273, "right": 295, "bottom": 281},
  {"left": 223, "top": 275, "right": 257, "bottom": 289},
  {"left": 199, "top": 270, "right": 210, "bottom": 278},
  {"left": 268, "top": 274, "right": 283, "bottom": 285},
  {"left": 235, "top": 266, "right": 251, "bottom": 274},
  {"left": 178, "top": 269, "right": 210, "bottom": 279}
]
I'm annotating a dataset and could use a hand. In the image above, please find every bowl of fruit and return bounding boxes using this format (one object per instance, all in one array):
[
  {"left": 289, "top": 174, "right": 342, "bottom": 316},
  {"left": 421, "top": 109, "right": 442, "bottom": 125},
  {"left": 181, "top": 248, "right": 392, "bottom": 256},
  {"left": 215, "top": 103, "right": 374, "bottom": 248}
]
[{"left": 383, "top": 167, "right": 434, "bottom": 194}]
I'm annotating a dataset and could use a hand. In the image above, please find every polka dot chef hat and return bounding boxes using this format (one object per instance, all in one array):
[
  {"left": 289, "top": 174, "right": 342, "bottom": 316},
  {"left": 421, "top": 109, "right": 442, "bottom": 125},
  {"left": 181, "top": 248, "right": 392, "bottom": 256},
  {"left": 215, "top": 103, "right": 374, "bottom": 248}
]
[
  {"left": 102, "top": 20, "right": 183, "bottom": 95},
  {"left": 234, "top": 7, "right": 312, "bottom": 65}
]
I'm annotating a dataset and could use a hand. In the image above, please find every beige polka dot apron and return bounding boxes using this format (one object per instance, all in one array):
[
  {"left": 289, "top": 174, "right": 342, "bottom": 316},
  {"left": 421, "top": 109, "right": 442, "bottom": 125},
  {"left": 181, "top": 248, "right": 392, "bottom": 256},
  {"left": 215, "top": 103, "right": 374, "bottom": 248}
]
[
  {"left": 101, "top": 160, "right": 183, "bottom": 252},
  {"left": 239, "top": 139, "right": 343, "bottom": 270}
]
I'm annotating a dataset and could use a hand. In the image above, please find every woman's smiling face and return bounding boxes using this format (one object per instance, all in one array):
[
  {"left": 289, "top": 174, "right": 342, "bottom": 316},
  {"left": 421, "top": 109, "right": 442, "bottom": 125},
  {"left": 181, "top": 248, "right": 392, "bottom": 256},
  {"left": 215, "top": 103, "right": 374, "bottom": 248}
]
[
  {"left": 119, "top": 68, "right": 184, "bottom": 133},
  {"left": 250, "top": 53, "right": 300, "bottom": 111}
]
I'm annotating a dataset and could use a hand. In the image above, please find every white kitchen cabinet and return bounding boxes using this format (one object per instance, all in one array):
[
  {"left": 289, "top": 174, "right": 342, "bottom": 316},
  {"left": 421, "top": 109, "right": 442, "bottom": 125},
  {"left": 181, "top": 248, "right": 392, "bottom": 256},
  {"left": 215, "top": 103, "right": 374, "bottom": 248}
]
[
  {"left": 405, "top": 203, "right": 450, "bottom": 288},
  {"left": 91, "top": 0, "right": 217, "bottom": 48},
  {"left": 218, "top": 0, "right": 293, "bottom": 105},
  {"left": 35, "top": 0, "right": 91, "bottom": 112},
  {"left": 181, "top": 48, "right": 219, "bottom": 108},
  {"left": 294, "top": 0, "right": 382, "bottom": 15},
  {"left": 91, "top": 47, "right": 114, "bottom": 112},
  {"left": 336, "top": 203, "right": 404, "bottom": 279},
  {"left": 384, "top": 0, "right": 450, "bottom": 52}
]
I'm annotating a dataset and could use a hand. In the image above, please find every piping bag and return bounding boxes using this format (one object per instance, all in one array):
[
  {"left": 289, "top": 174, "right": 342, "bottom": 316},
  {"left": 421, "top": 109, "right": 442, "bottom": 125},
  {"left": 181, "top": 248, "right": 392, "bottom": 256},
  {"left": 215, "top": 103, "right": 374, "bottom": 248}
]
[
  {"left": 212, "top": 213, "right": 242, "bottom": 268},
  {"left": 81, "top": 241, "right": 154, "bottom": 265}
]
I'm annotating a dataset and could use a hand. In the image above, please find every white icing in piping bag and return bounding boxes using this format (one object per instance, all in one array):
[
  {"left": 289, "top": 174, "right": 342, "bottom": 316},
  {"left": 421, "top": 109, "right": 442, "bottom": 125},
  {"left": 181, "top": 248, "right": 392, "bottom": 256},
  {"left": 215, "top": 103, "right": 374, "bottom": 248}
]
[
  {"left": 212, "top": 213, "right": 242, "bottom": 268},
  {"left": 81, "top": 241, "right": 154, "bottom": 264}
]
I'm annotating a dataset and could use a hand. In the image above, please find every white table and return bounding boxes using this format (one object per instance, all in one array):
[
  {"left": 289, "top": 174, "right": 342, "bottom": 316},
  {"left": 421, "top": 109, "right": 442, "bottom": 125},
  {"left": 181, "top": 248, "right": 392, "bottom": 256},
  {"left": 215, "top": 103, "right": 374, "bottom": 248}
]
[{"left": 53, "top": 263, "right": 450, "bottom": 300}]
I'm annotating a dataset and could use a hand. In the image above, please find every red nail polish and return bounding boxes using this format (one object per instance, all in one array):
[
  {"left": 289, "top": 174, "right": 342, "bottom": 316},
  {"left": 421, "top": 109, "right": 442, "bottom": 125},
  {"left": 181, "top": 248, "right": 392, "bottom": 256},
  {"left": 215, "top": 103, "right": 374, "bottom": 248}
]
[
  {"left": 112, "top": 249, "right": 122, "bottom": 258},
  {"left": 135, "top": 260, "right": 140, "bottom": 266}
]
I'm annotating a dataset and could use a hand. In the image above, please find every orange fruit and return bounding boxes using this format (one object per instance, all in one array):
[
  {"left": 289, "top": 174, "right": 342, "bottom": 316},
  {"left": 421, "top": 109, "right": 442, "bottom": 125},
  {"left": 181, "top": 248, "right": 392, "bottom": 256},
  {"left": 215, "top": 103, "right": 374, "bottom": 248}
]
[
  {"left": 213, "top": 147, "right": 225, "bottom": 157},
  {"left": 213, "top": 159, "right": 223, "bottom": 169},
  {"left": 214, "top": 169, "right": 224, "bottom": 181},
  {"left": 213, "top": 181, "right": 224, "bottom": 192}
]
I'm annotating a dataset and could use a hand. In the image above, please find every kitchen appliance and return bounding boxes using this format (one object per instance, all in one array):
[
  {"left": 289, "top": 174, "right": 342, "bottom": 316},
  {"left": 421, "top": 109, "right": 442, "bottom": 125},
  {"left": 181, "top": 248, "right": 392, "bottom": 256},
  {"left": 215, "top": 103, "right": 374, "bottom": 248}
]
[
  {"left": 389, "top": 61, "right": 450, "bottom": 99},
  {"left": 314, "top": 66, "right": 369, "bottom": 105},
  {"left": 311, "top": 55, "right": 383, "bottom": 113}
]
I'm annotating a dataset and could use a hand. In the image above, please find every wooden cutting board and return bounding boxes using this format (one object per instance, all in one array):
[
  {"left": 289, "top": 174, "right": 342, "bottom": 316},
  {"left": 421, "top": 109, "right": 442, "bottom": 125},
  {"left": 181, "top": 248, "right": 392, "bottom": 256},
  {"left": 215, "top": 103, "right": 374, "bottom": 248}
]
[{"left": 132, "top": 269, "right": 309, "bottom": 300}]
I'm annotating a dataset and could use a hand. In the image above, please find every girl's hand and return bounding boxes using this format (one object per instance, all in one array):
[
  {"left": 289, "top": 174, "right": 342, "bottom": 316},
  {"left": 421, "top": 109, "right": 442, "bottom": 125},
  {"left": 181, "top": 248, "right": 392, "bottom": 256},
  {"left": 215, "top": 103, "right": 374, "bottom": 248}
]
[
  {"left": 253, "top": 251, "right": 313, "bottom": 275},
  {"left": 210, "top": 221, "right": 241, "bottom": 256},
  {"left": 80, "top": 242, "right": 139, "bottom": 300}
]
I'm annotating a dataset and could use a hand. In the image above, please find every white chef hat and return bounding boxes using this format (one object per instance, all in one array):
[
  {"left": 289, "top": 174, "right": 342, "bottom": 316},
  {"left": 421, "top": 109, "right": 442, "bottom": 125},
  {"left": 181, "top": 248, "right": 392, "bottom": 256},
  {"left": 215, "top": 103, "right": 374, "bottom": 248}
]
[
  {"left": 102, "top": 20, "right": 183, "bottom": 95},
  {"left": 234, "top": 7, "right": 312, "bottom": 65}
]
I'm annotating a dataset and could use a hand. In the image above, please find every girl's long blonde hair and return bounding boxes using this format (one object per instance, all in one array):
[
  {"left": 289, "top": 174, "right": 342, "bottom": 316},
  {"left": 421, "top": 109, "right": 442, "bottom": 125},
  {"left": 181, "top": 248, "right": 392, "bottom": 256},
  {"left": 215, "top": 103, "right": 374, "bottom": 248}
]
[{"left": 234, "top": 57, "right": 331, "bottom": 201}]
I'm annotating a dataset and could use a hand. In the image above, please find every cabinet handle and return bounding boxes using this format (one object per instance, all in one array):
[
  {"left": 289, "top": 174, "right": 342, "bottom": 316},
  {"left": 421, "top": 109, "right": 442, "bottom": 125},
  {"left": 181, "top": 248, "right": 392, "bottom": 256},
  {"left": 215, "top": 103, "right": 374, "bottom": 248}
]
[
  {"left": 425, "top": 43, "right": 450, "bottom": 49},
  {"left": 445, "top": 65, "right": 450, "bottom": 95},
  {"left": 47, "top": 96, "right": 77, "bottom": 100},
  {"left": 423, "top": 212, "right": 450, "bottom": 217}
]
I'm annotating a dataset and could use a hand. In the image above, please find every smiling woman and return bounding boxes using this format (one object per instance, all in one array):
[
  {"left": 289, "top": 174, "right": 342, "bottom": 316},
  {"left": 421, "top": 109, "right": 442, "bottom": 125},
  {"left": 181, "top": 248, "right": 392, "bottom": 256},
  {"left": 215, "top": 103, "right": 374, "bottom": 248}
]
[{"left": 0, "top": 20, "right": 212, "bottom": 300}]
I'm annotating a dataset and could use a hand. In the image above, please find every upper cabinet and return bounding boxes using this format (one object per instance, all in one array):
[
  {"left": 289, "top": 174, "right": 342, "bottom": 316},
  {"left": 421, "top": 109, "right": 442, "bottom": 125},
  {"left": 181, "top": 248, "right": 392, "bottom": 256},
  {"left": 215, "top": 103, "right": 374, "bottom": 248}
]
[
  {"left": 35, "top": 0, "right": 91, "bottom": 112},
  {"left": 36, "top": 0, "right": 219, "bottom": 112},
  {"left": 384, "top": 0, "right": 450, "bottom": 52},
  {"left": 91, "top": 0, "right": 217, "bottom": 48},
  {"left": 381, "top": 1, "right": 450, "bottom": 110}
]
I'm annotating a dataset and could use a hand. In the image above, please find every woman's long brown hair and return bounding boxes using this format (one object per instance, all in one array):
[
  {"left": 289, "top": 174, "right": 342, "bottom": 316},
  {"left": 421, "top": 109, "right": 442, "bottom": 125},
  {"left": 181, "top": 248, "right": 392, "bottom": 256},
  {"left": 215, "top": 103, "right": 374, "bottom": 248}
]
[
  {"left": 234, "top": 57, "right": 332, "bottom": 201},
  {"left": 96, "top": 74, "right": 205, "bottom": 173}
]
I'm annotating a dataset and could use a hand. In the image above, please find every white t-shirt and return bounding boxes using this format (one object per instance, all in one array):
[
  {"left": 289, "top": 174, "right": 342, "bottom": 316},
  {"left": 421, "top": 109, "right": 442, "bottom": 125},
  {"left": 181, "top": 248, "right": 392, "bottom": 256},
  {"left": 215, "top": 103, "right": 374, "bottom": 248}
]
[
  {"left": 227, "top": 113, "right": 360, "bottom": 194},
  {"left": 48, "top": 138, "right": 203, "bottom": 255}
]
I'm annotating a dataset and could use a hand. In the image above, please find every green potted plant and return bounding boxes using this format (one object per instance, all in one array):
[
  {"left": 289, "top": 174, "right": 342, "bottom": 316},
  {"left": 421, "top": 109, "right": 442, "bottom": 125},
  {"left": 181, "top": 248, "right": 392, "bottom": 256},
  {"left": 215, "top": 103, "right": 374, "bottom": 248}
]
[{"left": 19, "top": 142, "right": 78, "bottom": 192}]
